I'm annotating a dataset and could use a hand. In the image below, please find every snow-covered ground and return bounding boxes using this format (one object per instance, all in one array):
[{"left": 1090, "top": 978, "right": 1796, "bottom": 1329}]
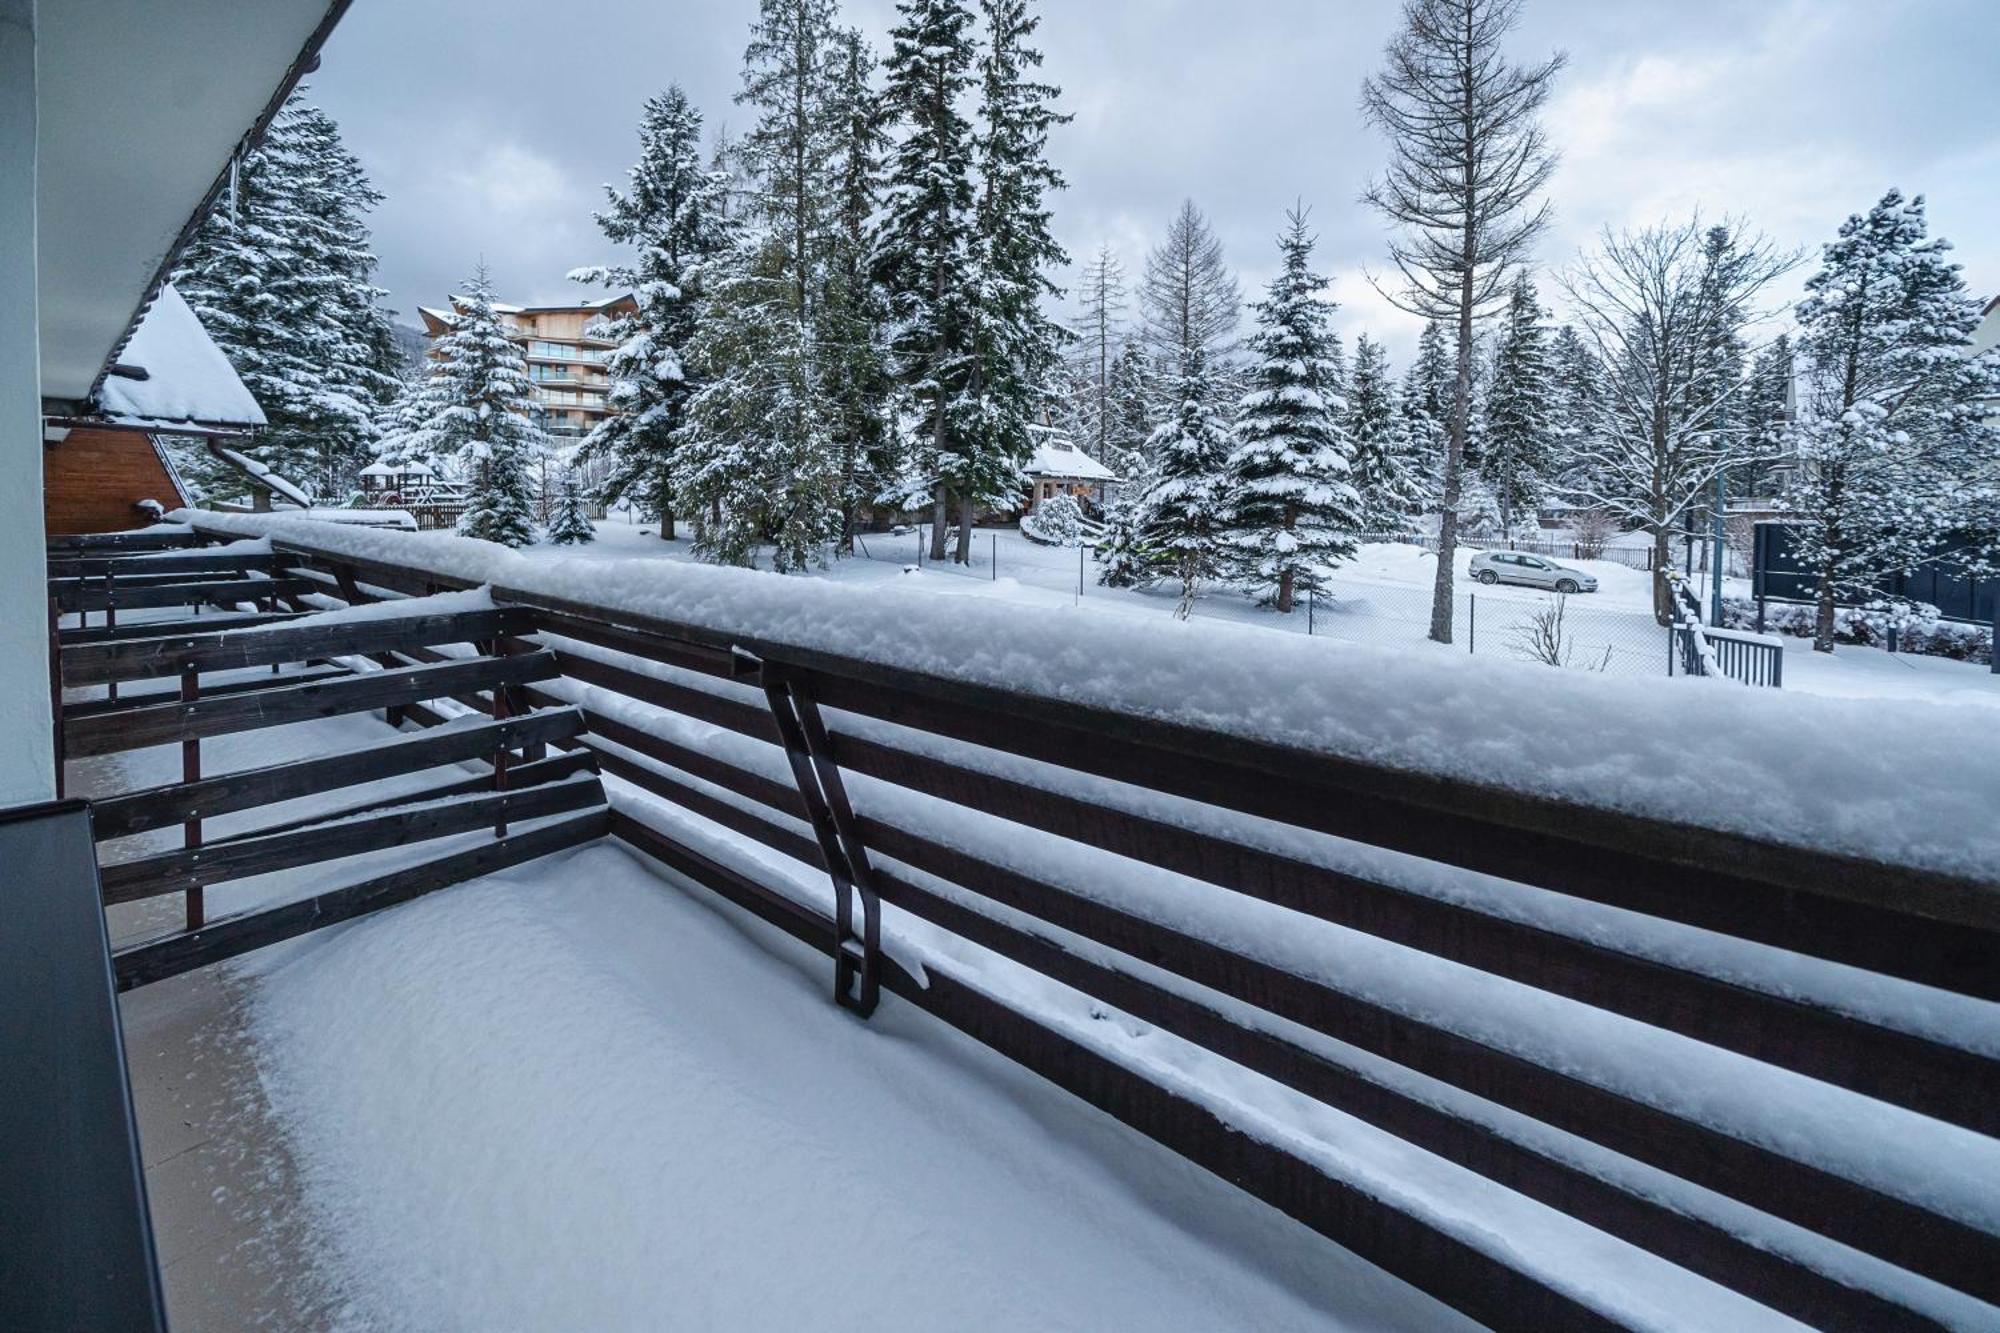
[{"left": 560, "top": 519, "right": 2000, "bottom": 708}]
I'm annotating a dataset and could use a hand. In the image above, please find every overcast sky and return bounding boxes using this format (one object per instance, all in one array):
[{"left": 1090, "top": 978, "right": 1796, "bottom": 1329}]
[{"left": 308, "top": 0, "right": 2000, "bottom": 364}]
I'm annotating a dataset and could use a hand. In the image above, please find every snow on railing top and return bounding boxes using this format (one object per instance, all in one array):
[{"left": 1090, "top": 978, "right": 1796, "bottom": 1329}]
[{"left": 169, "top": 508, "right": 2000, "bottom": 883}]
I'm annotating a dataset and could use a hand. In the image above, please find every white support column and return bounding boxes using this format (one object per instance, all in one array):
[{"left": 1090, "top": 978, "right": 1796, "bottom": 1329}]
[{"left": 0, "top": 0, "right": 55, "bottom": 807}]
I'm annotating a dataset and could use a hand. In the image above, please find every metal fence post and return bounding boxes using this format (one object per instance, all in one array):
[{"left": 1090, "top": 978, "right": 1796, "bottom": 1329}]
[
  {"left": 181, "top": 664, "right": 203, "bottom": 932},
  {"left": 1468, "top": 594, "right": 1476, "bottom": 655},
  {"left": 1308, "top": 587, "right": 1315, "bottom": 636},
  {"left": 991, "top": 532, "right": 997, "bottom": 581},
  {"left": 1077, "top": 543, "right": 1084, "bottom": 605}
]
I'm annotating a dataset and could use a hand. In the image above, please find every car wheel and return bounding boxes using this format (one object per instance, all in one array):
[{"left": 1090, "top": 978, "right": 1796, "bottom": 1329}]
[
  {"left": 1556, "top": 578, "right": 1578, "bottom": 594},
  {"left": 1478, "top": 570, "right": 1498, "bottom": 585}
]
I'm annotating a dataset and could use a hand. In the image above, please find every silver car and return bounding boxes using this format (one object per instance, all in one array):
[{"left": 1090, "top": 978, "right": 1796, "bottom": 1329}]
[{"left": 1468, "top": 550, "right": 1599, "bottom": 594}]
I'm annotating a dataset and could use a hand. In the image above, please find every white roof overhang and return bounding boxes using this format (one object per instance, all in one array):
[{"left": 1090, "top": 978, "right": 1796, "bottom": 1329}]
[{"left": 35, "top": 0, "right": 349, "bottom": 409}]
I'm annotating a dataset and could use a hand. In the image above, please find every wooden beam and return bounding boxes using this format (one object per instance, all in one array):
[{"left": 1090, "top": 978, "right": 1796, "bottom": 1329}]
[
  {"left": 62, "top": 606, "right": 539, "bottom": 687},
  {"left": 60, "top": 610, "right": 311, "bottom": 645},
  {"left": 100, "top": 772, "right": 606, "bottom": 904},
  {"left": 47, "top": 552, "right": 279, "bottom": 581},
  {"left": 112, "top": 810, "right": 611, "bottom": 991},
  {"left": 65, "top": 665, "right": 356, "bottom": 720},
  {"left": 89, "top": 709, "right": 587, "bottom": 840},
  {"left": 47, "top": 532, "right": 200, "bottom": 553},
  {"left": 65, "top": 652, "right": 559, "bottom": 757},
  {"left": 55, "top": 576, "right": 317, "bottom": 614}
]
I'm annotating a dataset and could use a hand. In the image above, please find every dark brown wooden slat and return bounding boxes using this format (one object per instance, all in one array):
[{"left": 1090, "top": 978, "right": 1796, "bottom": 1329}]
[
  {"left": 64, "top": 652, "right": 559, "bottom": 757},
  {"left": 100, "top": 773, "right": 606, "bottom": 904},
  {"left": 870, "top": 853, "right": 1942, "bottom": 1332},
  {"left": 48, "top": 552, "right": 279, "bottom": 581},
  {"left": 826, "top": 730, "right": 2000, "bottom": 1138},
  {"left": 56, "top": 576, "right": 315, "bottom": 614},
  {"left": 47, "top": 532, "right": 201, "bottom": 553},
  {"left": 90, "top": 709, "right": 587, "bottom": 840},
  {"left": 851, "top": 813, "right": 2000, "bottom": 1302},
  {"left": 216, "top": 750, "right": 599, "bottom": 846},
  {"left": 550, "top": 648, "right": 777, "bottom": 742},
  {"left": 597, "top": 745, "right": 1997, "bottom": 1304},
  {"left": 112, "top": 810, "right": 611, "bottom": 991},
  {"left": 61, "top": 606, "right": 538, "bottom": 686},
  {"left": 59, "top": 610, "right": 311, "bottom": 645},
  {"left": 607, "top": 810, "right": 1626, "bottom": 1333},
  {"left": 782, "top": 662, "right": 2000, "bottom": 998},
  {"left": 66, "top": 665, "right": 357, "bottom": 720}
]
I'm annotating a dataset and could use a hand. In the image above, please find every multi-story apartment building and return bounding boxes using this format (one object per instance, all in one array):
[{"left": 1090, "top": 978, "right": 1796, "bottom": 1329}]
[{"left": 418, "top": 293, "right": 636, "bottom": 443}]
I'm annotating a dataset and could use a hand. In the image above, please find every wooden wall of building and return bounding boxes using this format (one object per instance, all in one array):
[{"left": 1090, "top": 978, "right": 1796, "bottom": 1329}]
[{"left": 43, "top": 428, "right": 187, "bottom": 535}]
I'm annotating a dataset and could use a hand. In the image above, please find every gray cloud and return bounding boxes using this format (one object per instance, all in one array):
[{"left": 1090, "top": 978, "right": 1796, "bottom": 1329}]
[{"left": 310, "top": 0, "right": 2000, "bottom": 365}]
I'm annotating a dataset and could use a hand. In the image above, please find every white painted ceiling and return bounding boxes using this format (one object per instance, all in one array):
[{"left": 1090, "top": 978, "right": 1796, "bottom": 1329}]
[{"left": 35, "top": 0, "right": 340, "bottom": 402}]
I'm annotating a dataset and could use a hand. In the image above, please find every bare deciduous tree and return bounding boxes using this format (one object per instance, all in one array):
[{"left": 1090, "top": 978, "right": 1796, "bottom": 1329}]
[
  {"left": 1558, "top": 217, "right": 1797, "bottom": 622},
  {"left": 1141, "top": 199, "right": 1240, "bottom": 382},
  {"left": 1361, "top": 0, "right": 1565, "bottom": 644}
]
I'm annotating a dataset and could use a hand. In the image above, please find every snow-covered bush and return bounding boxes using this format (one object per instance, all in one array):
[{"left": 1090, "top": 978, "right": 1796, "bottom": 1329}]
[
  {"left": 1022, "top": 494, "right": 1086, "bottom": 547},
  {"left": 1722, "top": 597, "right": 1992, "bottom": 664}
]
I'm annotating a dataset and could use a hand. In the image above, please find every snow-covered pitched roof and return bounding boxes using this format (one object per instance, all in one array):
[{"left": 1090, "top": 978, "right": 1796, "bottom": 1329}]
[
  {"left": 359, "top": 461, "right": 397, "bottom": 478},
  {"left": 1025, "top": 439, "right": 1118, "bottom": 482},
  {"left": 94, "top": 283, "right": 266, "bottom": 430}
]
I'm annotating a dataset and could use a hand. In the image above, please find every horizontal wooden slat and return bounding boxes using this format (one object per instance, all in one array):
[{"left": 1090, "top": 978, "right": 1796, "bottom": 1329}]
[
  {"left": 55, "top": 576, "right": 313, "bottom": 614},
  {"left": 598, "top": 740, "right": 1995, "bottom": 1306},
  {"left": 825, "top": 730, "right": 2000, "bottom": 1138},
  {"left": 64, "top": 652, "right": 558, "bottom": 757},
  {"left": 47, "top": 532, "right": 200, "bottom": 553},
  {"left": 48, "top": 552, "right": 279, "bottom": 581},
  {"left": 61, "top": 606, "right": 538, "bottom": 686},
  {"left": 100, "top": 773, "right": 606, "bottom": 904},
  {"left": 113, "top": 810, "right": 611, "bottom": 991},
  {"left": 607, "top": 811, "right": 1626, "bottom": 1333},
  {"left": 90, "top": 709, "right": 587, "bottom": 840},
  {"left": 65, "top": 665, "right": 356, "bottom": 721},
  {"left": 59, "top": 610, "right": 312, "bottom": 645}
]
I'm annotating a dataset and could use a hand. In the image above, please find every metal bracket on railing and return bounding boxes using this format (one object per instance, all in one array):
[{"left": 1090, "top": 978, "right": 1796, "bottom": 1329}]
[{"left": 736, "top": 648, "right": 882, "bottom": 1017}]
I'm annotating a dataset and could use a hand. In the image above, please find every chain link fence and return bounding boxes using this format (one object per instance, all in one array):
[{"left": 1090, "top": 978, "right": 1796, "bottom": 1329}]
[{"left": 853, "top": 528, "right": 1673, "bottom": 679}]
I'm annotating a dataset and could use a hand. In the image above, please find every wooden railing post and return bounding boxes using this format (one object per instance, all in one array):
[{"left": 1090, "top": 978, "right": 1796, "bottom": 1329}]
[{"left": 181, "top": 663, "right": 202, "bottom": 932}]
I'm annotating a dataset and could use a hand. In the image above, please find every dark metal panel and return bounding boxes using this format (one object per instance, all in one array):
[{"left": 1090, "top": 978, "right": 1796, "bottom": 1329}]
[{"left": 0, "top": 800, "right": 167, "bottom": 1332}]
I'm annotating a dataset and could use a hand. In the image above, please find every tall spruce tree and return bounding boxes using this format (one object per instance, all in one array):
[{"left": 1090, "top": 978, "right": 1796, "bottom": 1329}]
[
  {"left": 572, "top": 87, "right": 730, "bottom": 539},
  {"left": 1099, "top": 351, "right": 1233, "bottom": 618},
  {"left": 1548, "top": 322, "right": 1604, "bottom": 498},
  {"left": 1783, "top": 190, "right": 2000, "bottom": 650},
  {"left": 1737, "top": 334, "right": 1792, "bottom": 498},
  {"left": 823, "top": 28, "right": 897, "bottom": 551},
  {"left": 428, "top": 267, "right": 545, "bottom": 548},
  {"left": 1480, "top": 272, "right": 1557, "bottom": 536},
  {"left": 876, "top": 0, "right": 982, "bottom": 563},
  {"left": 1400, "top": 318, "right": 1452, "bottom": 508},
  {"left": 1348, "top": 334, "right": 1424, "bottom": 532},
  {"left": 1220, "top": 209, "right": 1362, "bottom": 612},
  {"left": 174, "top": 91, "right": 399, "bottom": 496},
  {"left": 963, "top": 0, "right": 1072, "bottom": 557}
]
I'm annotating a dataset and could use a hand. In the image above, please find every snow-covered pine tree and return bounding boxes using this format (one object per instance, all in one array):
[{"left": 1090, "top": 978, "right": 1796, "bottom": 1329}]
[
  {"left": 875, "top": 0, "right": 982, "bottom": 564},
  {"left": 1480, "top": 272, "right": 1556, "bottom": 537},
  {"left": 1548, "top": 322, "right": 1604, "bottom": 498},
  {"left": 426, "top": 267, "right": 544, "bottom": 548},
  {"left": 675, "top": 232, "right": 841, "bottom": 571},
  {"left": 1348, "top": 334, "right": 1423, "bottom": 533},
  {"left": 822, "top": 27, "right": 897, "bottom": 552},
  {"left": 1783, "top": 190, "right": 2000, "bottom": 651},
  {"left": 1219, "top": 208, "right": 1362, "bottom": 612},
  {"left": 963, "top": 0, "right": 1072, "bottom": 557},
  {"left": 1736, "top": 333, "right": 1792, "bottom": 497},
  {"left": 546, "top": 468, "right": 597, "bottom": 545},
  {"left": 173, "top": 91, "right": 399, "bottom": 496},
  {"left": 1128, "top": 351, "right": 1234, "bottom": 618},
  {"left": 571, "top": 87, "right": 730, "bottom": 540},
  {"left": 1400, "top": 318, "right": 1452, "bottom": 510},
  {"left": 1105, "top": 341, "right": 1155, "bottom": 476}
]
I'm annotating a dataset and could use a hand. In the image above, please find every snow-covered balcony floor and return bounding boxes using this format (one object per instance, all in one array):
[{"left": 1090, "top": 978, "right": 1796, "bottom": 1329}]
[{"left": 89, "top": 709, "right": 1469, "bottom": 1332}]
